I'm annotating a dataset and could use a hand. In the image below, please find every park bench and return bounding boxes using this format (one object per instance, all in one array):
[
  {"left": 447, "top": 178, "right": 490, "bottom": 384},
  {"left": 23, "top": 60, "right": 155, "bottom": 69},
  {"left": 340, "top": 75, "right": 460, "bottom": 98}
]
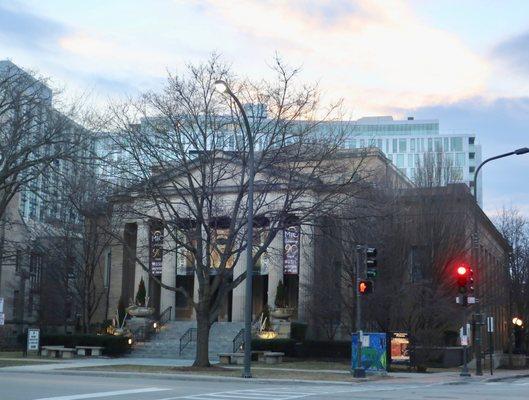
[
  {"left": 41, "top": 346, "right": 76, "bottom": 359},
  {"left": 75, "top": 346, "right": 104, "bottom": 357},
  {"left": 218, "top": 351, "right": 284, "bottom": 365},
  {"left": 263, "top": 351, "right": 284, "bottom": 364}
]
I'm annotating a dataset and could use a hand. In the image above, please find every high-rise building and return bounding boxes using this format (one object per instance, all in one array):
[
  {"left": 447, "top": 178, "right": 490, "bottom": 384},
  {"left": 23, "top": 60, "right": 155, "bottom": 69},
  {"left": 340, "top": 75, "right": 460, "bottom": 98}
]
[{"left": 342, "top": 116, "right": 482, "bottom": 204}]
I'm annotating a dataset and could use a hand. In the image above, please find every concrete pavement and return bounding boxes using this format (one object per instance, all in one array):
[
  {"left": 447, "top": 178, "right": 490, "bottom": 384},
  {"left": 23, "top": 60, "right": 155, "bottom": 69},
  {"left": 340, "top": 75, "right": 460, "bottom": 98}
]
[{"left": 2, "top": 370, "right": 529, "bottom": 400}]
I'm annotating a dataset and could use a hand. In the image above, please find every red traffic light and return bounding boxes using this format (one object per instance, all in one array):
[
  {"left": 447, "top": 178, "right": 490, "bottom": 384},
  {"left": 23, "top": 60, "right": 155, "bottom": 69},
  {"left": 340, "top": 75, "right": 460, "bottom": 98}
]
[{"left": 457, "top": 266, "right": 468, "bottom": 275}]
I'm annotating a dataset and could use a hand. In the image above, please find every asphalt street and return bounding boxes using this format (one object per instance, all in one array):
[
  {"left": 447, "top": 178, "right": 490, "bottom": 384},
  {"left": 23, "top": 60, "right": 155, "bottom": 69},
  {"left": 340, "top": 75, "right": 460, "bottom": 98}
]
[{"left": 1, "top": 371, "right": 529, "bottom": 400}]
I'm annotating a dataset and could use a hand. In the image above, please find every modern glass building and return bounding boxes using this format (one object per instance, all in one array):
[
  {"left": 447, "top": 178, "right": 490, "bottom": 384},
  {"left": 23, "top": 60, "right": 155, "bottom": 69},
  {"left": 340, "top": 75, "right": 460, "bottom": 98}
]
[{"left": 341, "top": 116, "right": 482, "bottom": 205}]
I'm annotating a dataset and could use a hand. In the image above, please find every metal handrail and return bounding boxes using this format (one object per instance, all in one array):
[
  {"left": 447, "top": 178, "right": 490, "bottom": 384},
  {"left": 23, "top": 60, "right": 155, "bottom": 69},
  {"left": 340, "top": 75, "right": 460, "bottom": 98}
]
[
  {"left": 159, "top": 306, "right": 172, "bottom": 326},
  {"left": 179, "top": 327, "right": 197, "bottom": 355},
  {"left": 233, "top": 328, "right": 245, "bottom": 353}
]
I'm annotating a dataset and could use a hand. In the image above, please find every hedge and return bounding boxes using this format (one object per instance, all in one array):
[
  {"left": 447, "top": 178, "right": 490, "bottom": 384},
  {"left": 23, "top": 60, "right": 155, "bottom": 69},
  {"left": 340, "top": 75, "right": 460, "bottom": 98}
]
[
  {"left": 18, "top": 333, "right": 130, "bottom": 356},
  {"left": 251, "top": 339, "right": 350, "bottom": 359}
]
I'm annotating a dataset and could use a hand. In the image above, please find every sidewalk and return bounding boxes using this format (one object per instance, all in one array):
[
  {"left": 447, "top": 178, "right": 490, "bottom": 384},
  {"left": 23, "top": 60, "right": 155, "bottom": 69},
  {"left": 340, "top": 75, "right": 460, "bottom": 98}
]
[{"left": 1, "top": 357, "right": 528, "bottom": 386}]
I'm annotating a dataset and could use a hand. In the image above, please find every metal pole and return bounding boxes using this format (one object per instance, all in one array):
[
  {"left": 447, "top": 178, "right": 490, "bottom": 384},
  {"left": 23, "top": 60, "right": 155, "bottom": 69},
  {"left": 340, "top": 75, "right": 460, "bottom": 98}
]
[
  {"left": 353, "top": 245, "right": 365, "bottom": 378},
  {"left": 223, "top": 86, "right": 255, "bottom": 379},
  {"left": 461, "top": 306, "right": 470, "bottom": 377},
  {"left": 472, "top": 148, "right": 528, "bottom": 376}
]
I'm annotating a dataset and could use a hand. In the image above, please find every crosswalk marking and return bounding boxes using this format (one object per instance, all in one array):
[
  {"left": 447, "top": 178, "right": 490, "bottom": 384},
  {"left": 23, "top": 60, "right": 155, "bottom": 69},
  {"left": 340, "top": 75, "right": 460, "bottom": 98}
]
[{"left": 33, "top": 387, "right": 170, "bottom": 400}]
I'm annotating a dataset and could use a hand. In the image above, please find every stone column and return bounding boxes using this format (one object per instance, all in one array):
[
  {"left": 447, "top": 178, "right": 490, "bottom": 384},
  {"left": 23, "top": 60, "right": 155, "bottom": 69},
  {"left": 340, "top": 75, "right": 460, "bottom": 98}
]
[
  {"left": 160, "top": 233, "right": 176, "bottom": 317},
  {"left": 134, "top": 220, "right": 150, "bottom": 298},
  {"left": 267, "top": 230, "right": 283, "bottom": 310},
  {"left": 231, "top": 252, "right": 245, "bottom": 322},
  {"left": 298, "top": 222, "right": 314, "bottom": 322}
]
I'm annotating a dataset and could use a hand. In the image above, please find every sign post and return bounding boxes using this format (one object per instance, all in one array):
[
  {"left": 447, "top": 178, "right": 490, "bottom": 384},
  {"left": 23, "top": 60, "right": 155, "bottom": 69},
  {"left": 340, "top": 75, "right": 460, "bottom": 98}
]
[
  {"left": 27, "top": 328, "right": 40, "bottom": 355},
  {"left": 487, "top": 316, "right": 494, "bottom": 375}
]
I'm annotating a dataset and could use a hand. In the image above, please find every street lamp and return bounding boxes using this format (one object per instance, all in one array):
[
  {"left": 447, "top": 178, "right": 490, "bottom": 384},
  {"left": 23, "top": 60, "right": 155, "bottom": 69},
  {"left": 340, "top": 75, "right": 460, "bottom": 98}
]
[
  {"left": 512, "top": 317, "right": 523, "bottom": 327},
  {"left": 472, "top": 147, "right": 529, "bottom": 376},
  {"left": 214, "top": 79, "right": 254, "bottom": 379}
]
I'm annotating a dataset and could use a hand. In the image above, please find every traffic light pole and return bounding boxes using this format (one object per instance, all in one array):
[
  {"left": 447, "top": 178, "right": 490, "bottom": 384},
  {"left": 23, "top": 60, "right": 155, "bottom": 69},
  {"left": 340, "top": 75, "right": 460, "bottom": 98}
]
[
  {"left": 353, "top": 245, "right": 365, "bottom": 378},
  {"left": 461, "top": 306, "right": 471, "bottom": 377}
]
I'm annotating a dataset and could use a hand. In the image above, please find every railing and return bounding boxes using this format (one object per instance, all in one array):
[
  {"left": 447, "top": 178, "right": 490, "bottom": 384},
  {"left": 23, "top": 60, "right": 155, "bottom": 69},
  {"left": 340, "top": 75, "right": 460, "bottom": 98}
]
[
  {"left": 158, "top": 306, "right": 172, "bottom": 326},
  {"left": 133, "top": 325, "right": 151, "bottom": 343},
  {"left": 233, "top": 328, "right": 245, "bottom": 353},
  {"left": 179, "top": 327, "right": 197, "bottom": 355}
]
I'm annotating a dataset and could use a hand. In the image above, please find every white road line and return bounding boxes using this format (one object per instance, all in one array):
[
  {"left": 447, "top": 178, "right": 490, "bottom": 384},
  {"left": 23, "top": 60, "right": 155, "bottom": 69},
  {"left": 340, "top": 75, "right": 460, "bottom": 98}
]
[{"left": 33, "top": 387, "right": 170, "bottom": 400}]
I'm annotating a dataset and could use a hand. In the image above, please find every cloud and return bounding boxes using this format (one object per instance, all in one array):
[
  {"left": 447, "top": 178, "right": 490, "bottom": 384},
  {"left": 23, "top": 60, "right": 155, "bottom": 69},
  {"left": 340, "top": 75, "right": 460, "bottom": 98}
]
[
  {"left": 0, "top": 2, "right": 69, "bottom": 53},
  {"left": 493, "top": 30, "right": 529, "bottom": 74},
  {"left": 398, "top": 96, "right": 529, "bottom": 217},
  {"left": 202, "top": 0, "right": 490, "bottom": 114}
]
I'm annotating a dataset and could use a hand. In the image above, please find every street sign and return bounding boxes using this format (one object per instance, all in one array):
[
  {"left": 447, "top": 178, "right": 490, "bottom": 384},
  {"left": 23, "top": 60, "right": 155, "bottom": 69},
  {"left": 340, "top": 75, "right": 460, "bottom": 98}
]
[
  {"left": 461, "top": 335, "right": 469, "bottom": 346},
  {"left": 0, "top": 313, "right": 4, "bottom": 326},
  {"left": 27, "top": 328, "right": 40, "bottom": 352},
  {"left": 0, "top": 297, "right": 4, "bottom": 313},
  {"left": 487, "top": 316, "right": 494, "bottom": 333},
  {"left": 467, "top": 296, "right": 477, "bottom": 304}
]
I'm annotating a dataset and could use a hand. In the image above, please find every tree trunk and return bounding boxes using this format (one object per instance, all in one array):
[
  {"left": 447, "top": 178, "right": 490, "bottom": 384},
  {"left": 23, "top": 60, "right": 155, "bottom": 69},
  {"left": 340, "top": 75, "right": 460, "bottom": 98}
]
[{"left": 194, "top": 311, "right": 211, "bottom": 367}]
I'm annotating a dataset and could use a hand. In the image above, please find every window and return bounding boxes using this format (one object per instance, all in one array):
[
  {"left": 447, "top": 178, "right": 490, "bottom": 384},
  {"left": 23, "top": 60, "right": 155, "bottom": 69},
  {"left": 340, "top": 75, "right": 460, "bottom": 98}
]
[
  {"left": 434, "top": 138, "right": 442, "bottom": 152},
  {"left": 392, "top": 139, "right": 398, "bottom": 153},
  {"left": 399, "top": 139, "right": 407, "bottom": 152},
  {"left": 428, "top": 138, "right": 433, "bottom": 152},
  {"left": 444, "top": 137, "right": 449, "bottom": 151},
  {"left": 455, "top": 153, "right": 466, "bottom": 166},
  {"left": 410, "top": 138, "right": 415, "bottom": 152},
  {"left": 469, "top": 152, "right": 475, "bottom": 160},
  {"left": 450, "top": 137, "right": 463, "bottom": 151},
  {"left": 397, "top": 154, "right": 405, "bottom": 168},
  {"left": 377, "top": 139, "right": 383, "bottom": 149},
  {"left": 469, "top": 166, "right": 475, "bottom": 173},
  {"left": 469, "top": 137, "right": 475, "bottom": 145},
  {"left": 407, "top": 154, "right": 414, "bottom": 168},
  {"left": 359, "top": 139, "right": 365, "bottom": 148}
]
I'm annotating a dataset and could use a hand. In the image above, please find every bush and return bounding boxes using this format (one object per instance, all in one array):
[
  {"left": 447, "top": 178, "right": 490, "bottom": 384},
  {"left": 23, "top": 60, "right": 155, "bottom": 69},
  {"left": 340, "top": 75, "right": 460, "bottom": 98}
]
[
  {"left": 251, "top": 339, "right": 297, "bottom": 357},
  {"left": 18, "top": 333, "right": 130, "bottom": 356},
  {"left": 296, "top": 340, "right": 351, "bottom": 359},
  {"left": 290, "top": 322, "right": 308, "bottom": 342}
]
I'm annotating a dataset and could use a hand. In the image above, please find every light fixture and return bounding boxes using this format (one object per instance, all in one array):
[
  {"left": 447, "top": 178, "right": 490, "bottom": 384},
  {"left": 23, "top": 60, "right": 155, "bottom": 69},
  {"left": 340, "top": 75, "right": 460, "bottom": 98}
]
[
  {"left": 127, "top": 338, "right": 133, "bottom": 345},
  {"left": 512, "top": 317, "right": 523, "bottom": 326},
  {"left": 153, "top": 322, "right": 158, "bottom": 329},
  {"left": 214, "top": 80, "right": 228, "bottom": 94}
]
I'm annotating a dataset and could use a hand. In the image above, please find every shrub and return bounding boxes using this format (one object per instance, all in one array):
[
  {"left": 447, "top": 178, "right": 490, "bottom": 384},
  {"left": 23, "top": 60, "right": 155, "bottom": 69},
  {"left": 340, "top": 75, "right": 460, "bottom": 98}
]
[
  {"left": 135, "top": 278, "right": 146, "bottom": 307},
  {"left": 251, "top": 338, "right": 297, "bottom": 357},
  {"left": 290, "top": 322, "right": 308, "bottom": 342},
  {"left": 296, "top": 340, "right": 351, "bottom": 359},
  {"left": 18, "top": 333, "right": 130, "bottom": 356}
]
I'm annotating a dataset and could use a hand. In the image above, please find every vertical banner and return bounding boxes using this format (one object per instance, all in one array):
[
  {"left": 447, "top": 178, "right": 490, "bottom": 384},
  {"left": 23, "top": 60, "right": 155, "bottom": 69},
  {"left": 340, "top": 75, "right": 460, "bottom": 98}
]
[
  {"left": 149, "top": 223, "right": 163, "bottom": 277},
  {"left": 176, "top": 231, "right": 194, "bottom": 276},
  {"left": 283, "top": 225, "right": 300, "bottom": 274}
]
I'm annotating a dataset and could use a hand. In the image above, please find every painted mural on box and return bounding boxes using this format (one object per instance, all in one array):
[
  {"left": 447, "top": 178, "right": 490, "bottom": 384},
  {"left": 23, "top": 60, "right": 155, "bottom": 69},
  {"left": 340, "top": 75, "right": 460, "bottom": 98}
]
[{"left": 352, "top": 332, "right": 387, "bottom": 372}]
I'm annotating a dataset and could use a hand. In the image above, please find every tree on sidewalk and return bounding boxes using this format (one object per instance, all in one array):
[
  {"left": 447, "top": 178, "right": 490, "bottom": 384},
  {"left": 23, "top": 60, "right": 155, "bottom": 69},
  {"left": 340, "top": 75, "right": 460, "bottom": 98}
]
[{"left": 105, "top": 55, "right": 371, "bottom": 366}]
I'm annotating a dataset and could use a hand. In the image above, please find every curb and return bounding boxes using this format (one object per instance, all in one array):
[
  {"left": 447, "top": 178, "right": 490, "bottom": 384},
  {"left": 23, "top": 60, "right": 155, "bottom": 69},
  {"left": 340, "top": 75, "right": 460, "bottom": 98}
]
[
  {"left": 0, "top": 368, "right": 391, "bottom": 386},
  {"left": 484, "top": 373, "right": 529, "bottom": 383}
]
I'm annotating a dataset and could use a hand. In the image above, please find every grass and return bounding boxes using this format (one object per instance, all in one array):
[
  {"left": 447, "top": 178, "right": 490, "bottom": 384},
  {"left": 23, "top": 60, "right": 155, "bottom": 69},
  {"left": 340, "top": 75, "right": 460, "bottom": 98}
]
[
  {"left": 0, "top": 351, "right": 25, "bottom": 359},
  {"left": 0, "top": 359, "right": 47, "bottom": 368},
  {"left": 70, "top": 361, "right": 388, "bottom": 382}
]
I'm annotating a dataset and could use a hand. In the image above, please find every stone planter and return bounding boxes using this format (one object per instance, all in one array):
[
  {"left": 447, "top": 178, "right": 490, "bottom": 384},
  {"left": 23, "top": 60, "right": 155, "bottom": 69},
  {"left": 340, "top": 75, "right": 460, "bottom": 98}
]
[
  {"left": 126, "top": 306, "right": 155, "bottom": 317},
  {"left": 270, "top": 307, "right": 294, "bottom": 320},
  {"left": 257, "top": 331, "right": 278, "bottom": 340}
]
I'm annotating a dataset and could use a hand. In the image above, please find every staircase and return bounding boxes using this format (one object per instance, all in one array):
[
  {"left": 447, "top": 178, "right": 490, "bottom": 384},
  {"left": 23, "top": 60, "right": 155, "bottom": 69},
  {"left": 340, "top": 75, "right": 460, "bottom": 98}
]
[{"left": 130, "top": 321, "right": 244, "bottom": 360}]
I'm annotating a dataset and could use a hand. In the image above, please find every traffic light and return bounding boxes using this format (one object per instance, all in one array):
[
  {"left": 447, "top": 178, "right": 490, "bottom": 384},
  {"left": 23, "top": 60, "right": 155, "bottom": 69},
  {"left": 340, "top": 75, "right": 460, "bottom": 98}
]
[
  {"left": 358, "top": 280, "right": 373, "bottom": 294},
  {"left": 366, "top": 247, "right": 377, "bottom": 279},
  {"left": 456, "top": 262, "right": 470, "bottom": 294}
]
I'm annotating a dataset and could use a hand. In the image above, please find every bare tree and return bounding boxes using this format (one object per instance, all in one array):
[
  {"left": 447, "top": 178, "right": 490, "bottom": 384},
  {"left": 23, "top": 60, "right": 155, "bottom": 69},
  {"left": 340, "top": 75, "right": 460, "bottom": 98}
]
[
  {"left": 495, "top": 206, "right": 529, "bottom": 354},
  {"left": 414, "top": 151, "right": 462, "bottom": 188},
  {"left": 105, "top": 55, "right": 371, "bottom": 366}
]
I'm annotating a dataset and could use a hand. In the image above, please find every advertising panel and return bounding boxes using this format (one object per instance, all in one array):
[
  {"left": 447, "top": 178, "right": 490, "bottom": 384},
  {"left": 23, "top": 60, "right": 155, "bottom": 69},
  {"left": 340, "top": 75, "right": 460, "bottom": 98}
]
[{"left": 283, "top": 225, "right": 300, "bottom": 274}]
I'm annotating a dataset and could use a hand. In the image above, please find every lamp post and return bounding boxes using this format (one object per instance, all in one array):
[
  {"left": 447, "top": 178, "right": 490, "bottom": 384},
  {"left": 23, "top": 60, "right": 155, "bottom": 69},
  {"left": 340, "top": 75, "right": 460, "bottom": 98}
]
[
  {"left": 214, "top": 80, "right": 254, "bottom": 378},
  {"left": 472, "top": 147, "right": 529, "bottom": 376}
]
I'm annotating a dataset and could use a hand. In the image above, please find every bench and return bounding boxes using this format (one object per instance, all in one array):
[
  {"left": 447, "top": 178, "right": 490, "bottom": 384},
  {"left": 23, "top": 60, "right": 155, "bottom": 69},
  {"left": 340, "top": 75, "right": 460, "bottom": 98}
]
[
  {"left": 76, "top": 346, "right": 104, "bottom": 357},
  {"left": 218, "top": 352, "right": 245, "bottom": 365},
  {"left": 41, "top": 346, "right": 76, "bottom": 359},
  {"left": 263, "top": 351, "right": 284, "bottom": 364},
  {"left": 218, "top": 351, "right": 284, "bottom": 365}
]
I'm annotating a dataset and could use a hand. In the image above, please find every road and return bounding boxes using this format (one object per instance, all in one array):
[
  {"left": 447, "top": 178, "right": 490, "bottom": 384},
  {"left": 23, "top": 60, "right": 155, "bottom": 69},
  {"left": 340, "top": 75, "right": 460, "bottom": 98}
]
[{"left": 1, "top": 371, "right": 529, "bottom": 400}]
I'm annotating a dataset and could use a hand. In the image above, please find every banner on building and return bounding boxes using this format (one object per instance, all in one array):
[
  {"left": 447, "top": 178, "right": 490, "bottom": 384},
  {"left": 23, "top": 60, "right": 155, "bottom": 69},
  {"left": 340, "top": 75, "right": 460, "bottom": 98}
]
[
  {"left": 253, "top": 228, "right": 269, "bottom": 275},
  {"left": 210, "top": 228, "right": 234, "bottom": 275},
  {"left": 283, "top": 225, "right": 300, "bottom": 274},
  {"left": 149, "top": 224, "right": 163, "bottom": 277}
]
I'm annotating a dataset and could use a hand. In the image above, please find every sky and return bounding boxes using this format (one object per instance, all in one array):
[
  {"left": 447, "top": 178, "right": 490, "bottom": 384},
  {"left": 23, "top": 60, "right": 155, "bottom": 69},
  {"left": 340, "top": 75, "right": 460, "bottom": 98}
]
[{"left": 0, "top": 0, "right": 528, "bottom": 217}]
